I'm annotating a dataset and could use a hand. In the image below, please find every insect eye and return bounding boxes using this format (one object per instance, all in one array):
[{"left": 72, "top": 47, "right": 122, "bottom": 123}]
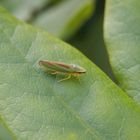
[{"left": 71, "top": 64, "right": 76, "bottom": 68}]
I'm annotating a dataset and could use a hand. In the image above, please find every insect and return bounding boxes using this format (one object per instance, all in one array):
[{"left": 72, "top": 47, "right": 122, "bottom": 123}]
[{"left": 39, "top": 60, "right": 86, "bottom": 82}]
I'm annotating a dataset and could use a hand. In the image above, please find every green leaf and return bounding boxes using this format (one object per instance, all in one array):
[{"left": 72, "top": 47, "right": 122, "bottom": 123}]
[
  {"left": 0, "top": 0, "right": 52, "bottom": 20},
  {"left": 32, "top": 0, "right": 95, "bottom": 39},
  {"left": 69, "top": 1, "right": 115, "bottom": 80},
  {"left": 104, "top": 0, "right": 140, "bottom": 104},
  {"left": 0, "top": 6, "right": 140, "bottom": 140},
  {"left": 0, "top": 118, "right": 15, "bottom": 140}
]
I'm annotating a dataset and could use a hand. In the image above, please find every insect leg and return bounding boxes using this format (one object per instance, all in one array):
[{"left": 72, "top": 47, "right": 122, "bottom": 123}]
[
  {"left": 58, "top": 74, "right": 71, "bottom": 82},
  {"left": 73, "top": 73, "right": 81, "bottom": 83},
  {"left": 44, "top": 68, "right": 59, "bottom": 75},
  {"left": 76, "top": 75, "right": 81, "bottom": 83},
  {"left": 51, "top": 71, "right": 59, "bottom": 75}
]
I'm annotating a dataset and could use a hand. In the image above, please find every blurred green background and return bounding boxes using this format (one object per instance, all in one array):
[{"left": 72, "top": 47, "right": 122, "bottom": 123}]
[{"left": 0, "top": 0, "right": 115, "bottom": 80}]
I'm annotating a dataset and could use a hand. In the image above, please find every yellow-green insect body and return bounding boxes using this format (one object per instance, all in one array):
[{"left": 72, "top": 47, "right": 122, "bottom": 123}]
[{"left": 39, "top": 60, "right": 86, "bottom": 82}]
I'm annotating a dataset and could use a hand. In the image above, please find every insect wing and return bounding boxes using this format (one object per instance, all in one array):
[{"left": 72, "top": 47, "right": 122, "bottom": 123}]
[{"left": 39, "top": 60, "right": 73, "bottom": 73}]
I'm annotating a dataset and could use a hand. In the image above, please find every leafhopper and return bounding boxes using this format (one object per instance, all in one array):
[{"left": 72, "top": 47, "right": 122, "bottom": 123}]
[{"left": 39, "top": 60, "right": 86, "bottom": 82}]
